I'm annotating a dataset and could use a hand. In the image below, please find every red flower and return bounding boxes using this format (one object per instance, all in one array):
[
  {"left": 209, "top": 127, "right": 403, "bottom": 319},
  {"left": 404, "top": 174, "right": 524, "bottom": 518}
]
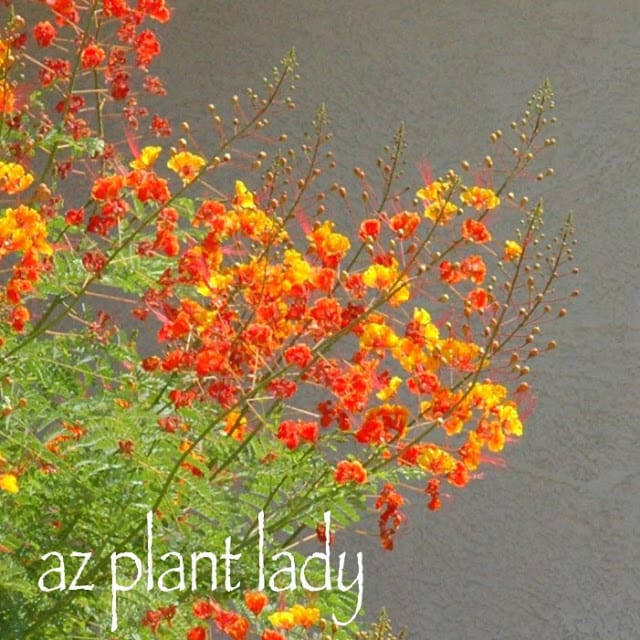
[
  {"left": 81, "top": 44, "right": 105, "bottom": 69},
  {"left": 425, "top": 478, "right": 441, "bottom": 511},
  {"left": 137, "top": 0, "right": 171, "bottom": 22},
  {"left": 407, "top": 369, "right": 440, "bottom": 395},
  {"left": 283, "top": 344, "right": 312, "bottom": 369},
  {"left": 82, "top": 250, "right": 107, "bottom": 275},
  {"left": 215, "top": 610, "right": 249, "bottom": 640},
  {"left": 262, "top": 631, "right": 286, "bottom": 640},
  {"left": 64, "top": 208, "right": 84, "bottom": 226},
  {"left": 244, "top": 591, "right": 268, "bottom": 616},
  {"left": 466, "top": 288, "right": 488, "bottom": 311},
  {"left": 151, "top": 114, "right": 172, "bottom": 136},
  {"left": 91, "top": 174, "right": 124, "bottom": 201},
  {"left": 33, "top": 21, "right": 56, "bottom": 47},
  {"left": 193, "top": 599, "right": 218, "bottom": 619},
  {"left": 267, "top": 378, "right": 297, "bottom": 399},
  {"left": 460, "top": 254, "right": 486, "bottom": 285},
  {"left": 439, "top": 260, "right": 464, "bottom": 285},
  {"left": 9, "top": 305, "right": 30, "bottom": 332},
  {"left": 135, "top": 29, "right": 161, "bottom": 66},
  {"left": 376, "top": 483, "right": 406, "bottom": 550},
  {"left": 39, "top": 0, "right": 79, "bottom": 24},
  {"left": 358, "top": 218, "right": 381, "bottom": 241},
  {"left": 39, "top": 57, "right": 71, "bottom": 87},
  {"left": 461, "top": 218, "right": 492, "bottom": 243},
  {"left": 103, "top": 0, "right": 129, "bottom": 18},
  {"left": 187, "top": 626, "right": 207, "bottom": 640}
]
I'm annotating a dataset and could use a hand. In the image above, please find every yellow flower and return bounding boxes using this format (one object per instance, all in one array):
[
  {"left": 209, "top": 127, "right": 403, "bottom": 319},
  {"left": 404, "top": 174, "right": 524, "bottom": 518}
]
[
  {"left": 0, "top": 162, "right": 34, "bottom": 194},
  {"left": 362, "top": 260, "right": 398, "bottom": 290},
  {"left": 0, "top": 473, "right": 18, "bottom": 494},
  {"left": 416, "top": 180, "right": 450, "bottom": 202},
  {"left": 460, "top": 186, "right": 500, "bottom": 211},
  {"left": 417, "top": 445, "right": 457, "bottom": 475},
  {"left": 289, "top": 604, "right": 320, "bottom": 628},
  {"left": 471, "top": 382, "right": 508, "bottom": 412},
  {"left": 268, "top": 611, "right": 296, "bottom": 630},
  {"left": 0, "top": 40, "right": 15, "bottom": 70},
  {"left": 282, "top": 249, "right": 313, "bottom": 287},
  {"left": 424, "top": 200, "right": 459, "bottom": 223},
  {"left": 233, "top": 180, "right": 255, "bottom": 208},
  {"left": 167, "top": 151, "right": 206, "bottom": 184},
  {"left": 130, "top": 145, "right": 162, "bottom": 170},
  {"left": 413, "top": 307, "right": 432, "bottom": 325},
  {"left": 498, "top": 402, "right": 523, "bottom": 436},
  {"left": 377, "top": 375, "right": 403, "bottom": 400},
  {"left": 504, "top": 240, "right": 523, "bottom": 261},
  {"left": 411, "top": 307, "right": 440, "bottom": 344},
  {"left": 417, "top": 180, "right": 459, "bottom": 223},
  {"left": 360, "top": 320, "right": 399, "bottom": 351}
]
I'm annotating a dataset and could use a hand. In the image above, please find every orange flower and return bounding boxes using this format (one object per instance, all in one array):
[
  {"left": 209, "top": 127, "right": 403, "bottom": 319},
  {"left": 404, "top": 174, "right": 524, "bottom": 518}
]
[
  {"left": 356, "top": 404, "right": 409, "bottom": 444},
  {"left": 224, "top": 412, "right": 247, "bottom": 442},
  {"left": 0, "top": 83, "right": 16, "bottom": 114},
  {"left": 0, "top": 205, "right": 52, "bottom": 257},
  {"left": 9, "top": 305, "right": 30, "bottom": 332},
  {"left": 0, "top": 39, "right": 15, "bottom": 69},
  {"left": 439, "top": 260, "right": 464, "bottom": 285},
  {"left": 277, "top": 420, "right": 318, "bottom": 450},
  {"left": 307, "top": 221, "right": 350, "bottom": 268},
  {"left": 135, "top": 29, "right": 161, "bottom": 66},
  {"left": 284, "top": 344, "right": 313, "bottom": 369},
  {"left": 389, "top": 210, "right": 420, "bottom": 237},
  {"left": 0, "top": 162, "right": 34, "bottom": 194},
  {"left": 335, "top": 459, "right": 368, "bottom": 484},
  {"left": 91, "top": 174, "right": 124, "bottom": 200},
  {"left": 459, "top": 431, "right": 482, "bottom": 470},
  {"left": 476, "top": 418, "right": 506, "bottom": 452}
]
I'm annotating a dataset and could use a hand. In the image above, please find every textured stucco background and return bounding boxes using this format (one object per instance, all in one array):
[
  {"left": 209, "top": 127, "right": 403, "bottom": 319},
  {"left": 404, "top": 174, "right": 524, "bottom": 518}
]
[{"left": 153, "top": 2, "right": 639, "bottom": 638}]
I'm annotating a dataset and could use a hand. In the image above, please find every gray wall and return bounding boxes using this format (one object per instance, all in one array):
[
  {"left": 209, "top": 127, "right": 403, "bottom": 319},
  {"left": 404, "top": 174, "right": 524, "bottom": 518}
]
[{"left": 155, "top": 2, "right": 639, "bottom": 638}]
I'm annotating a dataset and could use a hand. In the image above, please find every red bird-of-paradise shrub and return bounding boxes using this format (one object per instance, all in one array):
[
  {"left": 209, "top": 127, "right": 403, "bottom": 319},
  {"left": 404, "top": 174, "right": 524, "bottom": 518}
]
[{"left": 0, "top": 2, "right": 577, "bottom": 638}]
